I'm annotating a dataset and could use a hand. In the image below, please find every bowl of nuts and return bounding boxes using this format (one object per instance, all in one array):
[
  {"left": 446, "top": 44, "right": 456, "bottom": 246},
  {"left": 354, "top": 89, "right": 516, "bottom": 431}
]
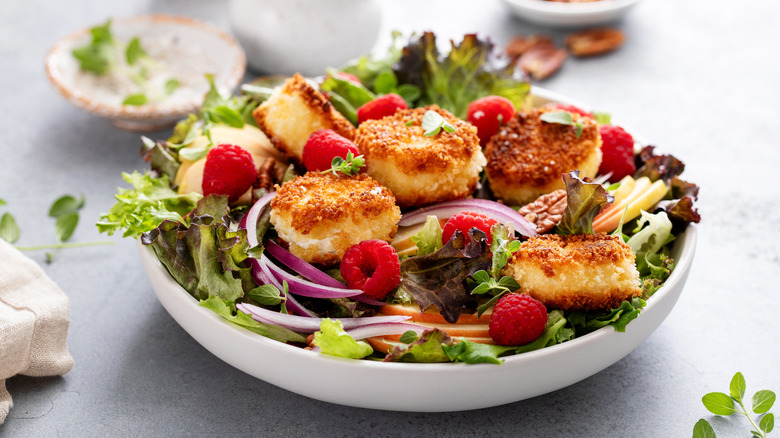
[{"left": 501, "top": 0, "right": 642, "bottom": 27}]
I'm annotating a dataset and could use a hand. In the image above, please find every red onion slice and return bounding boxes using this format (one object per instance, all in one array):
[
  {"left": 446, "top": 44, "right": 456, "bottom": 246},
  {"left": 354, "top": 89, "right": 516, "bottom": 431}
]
[
  {"left": 237, "top": 302, "right": 411, "bottom": 333},
  {"left": 265, "top": 240, "right": 346, "bottom": 289},
  {"left": 261, "top": 254, "right": 363, "bottom": 299},
  {"left": 398, "top": 198, "right": 538, "bottom": 237},
  {"left": 243, "top": 191, "right": 277, "bottom": 248},
  {"left": 249, "top": 257, "right": 316, "bottom": 317},
  {"left": 346, "top": 322, "right": 428, "bottom": 340}
]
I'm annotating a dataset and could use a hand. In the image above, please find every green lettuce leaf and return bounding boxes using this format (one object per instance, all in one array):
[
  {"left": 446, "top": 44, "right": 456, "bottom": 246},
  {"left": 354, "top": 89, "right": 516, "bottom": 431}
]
[
  {"left": 313, "top": 318, "right": 373, "bottom": 359},
  {"left": 393, "top": 32, "right": 530, "bottom": 119},
  {"left": 626, "top": 210, "right": 674, "bottom": 256},
  {"left": 384, "top": 329, "right": 456, "bottom": 363},
  {"left": 340, "top": 30, "right": 406, "bottom": 90},
  {"left": 199, "top": 296, "right": 306, "bottom": 344},
  {"left": 398, "top": 229, "right": 492, "bottom": 323},
  {"left": 409, "top": 215, "right": 443, "bottom": 256},
  {"left": 96, "top": 171, "right": 201, "bottom": 238},
  {"left": 556, "top": 170, "right": 614, "bottom": 235},
  {"left": 442, "top": 338, "right": 514, "bottom": 365},
  {"left": 568, "top": 297, "right": 647, "bottom": 334},
  {"left": 141, "top": 195, "right": 248, "bottom": 302},
  {"left": 514, "top": 310, "right": 573, "bottom": 353}
]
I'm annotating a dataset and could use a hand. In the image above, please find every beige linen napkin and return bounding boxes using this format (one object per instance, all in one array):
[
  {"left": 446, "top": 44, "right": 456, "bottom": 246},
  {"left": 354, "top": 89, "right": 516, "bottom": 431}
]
[{"left": 0, "top": 239, "right": 74, "bottom": 424}]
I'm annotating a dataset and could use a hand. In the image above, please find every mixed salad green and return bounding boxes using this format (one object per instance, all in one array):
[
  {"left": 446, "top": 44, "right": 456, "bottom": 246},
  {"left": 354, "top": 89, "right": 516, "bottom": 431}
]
[{"left": 98, "top": 32, "right": 700, "bottom": 364}]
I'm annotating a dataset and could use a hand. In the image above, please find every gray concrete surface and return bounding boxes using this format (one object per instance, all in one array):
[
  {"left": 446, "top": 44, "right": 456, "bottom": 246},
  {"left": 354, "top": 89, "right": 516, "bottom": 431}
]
[{"left": 1, "top": 0, "right": 779, "bottom": 436}]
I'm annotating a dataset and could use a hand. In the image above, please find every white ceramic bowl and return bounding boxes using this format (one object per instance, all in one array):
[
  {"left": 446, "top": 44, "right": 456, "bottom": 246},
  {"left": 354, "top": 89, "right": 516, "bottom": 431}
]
[
  {"left": 45, "top": 14, "right": 246, "bottom": 131},
  {"left": 137, "top": 88, "right": 697, "bottom": 412},
  {"left": 502, "top": 0, "right": 641, "bottom": 27}
]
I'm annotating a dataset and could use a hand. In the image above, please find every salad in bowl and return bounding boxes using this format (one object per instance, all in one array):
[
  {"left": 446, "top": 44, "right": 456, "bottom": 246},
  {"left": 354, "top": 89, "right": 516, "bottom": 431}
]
[{"left": 98, "top": 32, "right": 700, "bottom": 369}]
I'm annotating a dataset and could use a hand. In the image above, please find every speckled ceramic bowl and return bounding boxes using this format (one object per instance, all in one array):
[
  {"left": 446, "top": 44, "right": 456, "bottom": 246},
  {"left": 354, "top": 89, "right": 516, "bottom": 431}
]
[{"left": 45, "top": 14, "right": 246, "bottom": 131}]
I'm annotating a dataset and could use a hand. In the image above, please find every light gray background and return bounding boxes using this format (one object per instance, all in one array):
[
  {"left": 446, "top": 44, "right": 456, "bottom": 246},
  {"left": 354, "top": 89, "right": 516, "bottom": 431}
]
[{"left": 2, "top": 0, "right": 779, "bottom": 436}]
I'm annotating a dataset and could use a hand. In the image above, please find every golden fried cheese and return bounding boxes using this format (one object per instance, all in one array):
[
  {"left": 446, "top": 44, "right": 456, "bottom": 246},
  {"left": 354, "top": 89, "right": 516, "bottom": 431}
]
[
  {"left": 269, "top": 172, "right": 401, "bottom": 265},
  {"left": 485, "top": 107, "right": 602, "bottom": 206},
  {"left": 354, "top": 105, "right": 485, "bottom": 208},
  {"left": 502, "top": 233, "right": 641, "bottom": 312},
  {"left": 253, "top": 73, "right": 356, "bottom": 167}
]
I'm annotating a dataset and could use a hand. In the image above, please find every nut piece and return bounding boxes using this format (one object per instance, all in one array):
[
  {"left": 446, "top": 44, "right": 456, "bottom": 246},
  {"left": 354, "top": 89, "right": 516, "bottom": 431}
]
[
  {"left": 518, "top": 44, "right": 568, "bottom": 80},
  {"left": 565, "top": 28, "right": 625, "bottom": 57},
  {"left": 517, "top": 189, "right": 567, "bottom": 234},
  {"left": 254, "top": 157, "right": 278, "bottom": 192},
  {"left": 506, "top": 34, "right": 554, "bottom": 60}
]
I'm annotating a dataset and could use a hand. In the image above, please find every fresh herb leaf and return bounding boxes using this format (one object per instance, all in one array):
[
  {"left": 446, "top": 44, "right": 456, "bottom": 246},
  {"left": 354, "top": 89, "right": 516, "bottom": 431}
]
[
  {"left": 125, "top": 36, "right": 146, "bottom": 65},
  {"left": 698, "top": 372, "right": 776, "bottom": 438},
  {"left": 71, "top": 20, "right": 115, "bottom": 75},
  {"left": 323, "top": 152, "right": 365, "bottom": 177},
  {"left": 593, "top": 112, "right": 611, "bottom": 125},
  {"left": 247, "top": 284, "right": 283, "bottom": 306},
  {"left": 442, "top": 338, "right": 513, "bottom": 365},
  {"left": 122, "top": 93, "right": 148, "bottom": 106},
  {"left": 313, "top": 318, "right": 373, "bottom": 359},
  {"left": 398, "top": 330, "right": 419, "bottom": 344},
  {"left": 0, "top": 212, "right": 20, "bottom": 244},
  {"left": 54, "top": 212, "right": 79, "bottom": 243},
  {"left": 692, "top": 419, "right": 717, "bottom": 438},
  {"left": 540, "top": 111, "right": 585, "bottom": 138},
  {"left": 421, "top": 110, "right": 455, "bottom": 136},
  {"left": 211, "top": 105, "right": 245, "bottom": 128},
  {"left": 164, "top": 78, "right": 180, "bottom": 95},
  {"left": 49, "top": 194, "right": 84, "bottom": 218}
]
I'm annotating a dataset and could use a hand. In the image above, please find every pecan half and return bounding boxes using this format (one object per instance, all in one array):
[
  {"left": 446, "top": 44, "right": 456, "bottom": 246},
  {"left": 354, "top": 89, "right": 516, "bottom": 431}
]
[
  {"left": 518, "top": 43, "right": 567, "bottom": 80},
  {"left": 506, "top": 34, "right": 554, "bottom": 61},
  {"left": 565, "top": 28, "right": 625, "bottom": 57},
  {"left": 255, "top": 157, "right": 278, "bottom": 192},
  {"left": 517, "top": 189, "right": 567, "bottom": 234}
]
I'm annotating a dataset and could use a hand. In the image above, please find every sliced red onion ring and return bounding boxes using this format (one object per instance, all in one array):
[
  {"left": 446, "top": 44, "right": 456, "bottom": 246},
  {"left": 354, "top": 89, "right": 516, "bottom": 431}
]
[
  {"left": 398, "top": 198, "right": 537, "bottom": 237},
  {"left": 236, "top": 302, "right": 411, "bottom": 333},
  {"left": 346, "top": 322, "right": 428, "bottom": 340},
  {"left": 248, "top": 257, "right": 316, "bottom": 317},
  {"left": 243, "top": 191, "right": 277, "bottom": 248},
  {"left": 261, "top": 254, "right": 362, "bottom": 299},
  {"left": 265, "top": 239, "right": 346, "bottom": 288}
]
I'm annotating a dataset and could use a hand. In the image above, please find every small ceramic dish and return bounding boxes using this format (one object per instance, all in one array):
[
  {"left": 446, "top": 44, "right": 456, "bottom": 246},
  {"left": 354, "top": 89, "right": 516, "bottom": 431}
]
[
  {"left": 45, "top": 14, "right": 246, "bottom": 131},
  {"left": 502, "top": 0, "right": 641, "bottom": 27}
]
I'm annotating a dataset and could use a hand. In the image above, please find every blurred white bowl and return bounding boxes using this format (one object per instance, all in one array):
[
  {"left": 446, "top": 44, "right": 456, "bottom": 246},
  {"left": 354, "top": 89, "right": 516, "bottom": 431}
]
[
  {"left": 229, "top": 0, "right": 382, "bottom": 76},
  {"left": 45, "top": 14, "right": 246, "bottom": 131},
  {"left": 502, "top": 0, "right": 641, "bottom": 27}
]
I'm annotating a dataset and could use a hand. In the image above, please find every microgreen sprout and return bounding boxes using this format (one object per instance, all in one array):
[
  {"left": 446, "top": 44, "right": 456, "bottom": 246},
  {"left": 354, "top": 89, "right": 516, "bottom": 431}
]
[
  {"left": 694, "top": 372, "right": 776, "bottom": 438},
  {"left": 540, "top": 111, "right": 585, "bottom": 138},
  {"left": 322, "top": 152, "right": 365, "bottom": 177},
  {"left": 421, "top": 110, "right": 456, "bottom": 136}
]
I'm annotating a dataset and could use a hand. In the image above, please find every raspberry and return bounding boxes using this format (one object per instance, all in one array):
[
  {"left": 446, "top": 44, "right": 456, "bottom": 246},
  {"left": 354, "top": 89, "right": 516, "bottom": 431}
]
[
  {"left": 441, "top": 211, "right": 499, "bottom": 245},
  {"left": 356, "top": 93, "right": 408, "bottom": 124},
  {"left": 302, "top": 129, "right": 360, "bottom": 172},
  {"left": 550, "top": 103, "right": 594, "bottom": 119},
  {"left": 340, "top": 240, "right": 400, "bottom": 300},
  {"left": 202, "top": 144, "right": 257, "bottom": 203},
  {"left": 488, "top": 293, "right": 547, "bottom": 346},
  {"left": 598, "top": 124, "right": 636, "bottom": 182},
  {"left": 467, "top": 95, "right": 516, "bottom": 147}
]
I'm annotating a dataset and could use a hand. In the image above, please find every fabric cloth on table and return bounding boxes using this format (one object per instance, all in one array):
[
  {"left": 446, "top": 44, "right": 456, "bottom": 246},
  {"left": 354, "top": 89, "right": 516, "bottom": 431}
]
[{"left": 0, "top": 239, "right": 74, "bottom": 424}]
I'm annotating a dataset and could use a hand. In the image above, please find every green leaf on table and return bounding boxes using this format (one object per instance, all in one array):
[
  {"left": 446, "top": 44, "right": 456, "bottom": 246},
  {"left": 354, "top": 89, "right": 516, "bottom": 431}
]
[
  {"left": 122, "top": 93, "right": 148, "bottom": 106},
  {"left": 730, "top": 372, "right": 746, "bottom": 402},
  {"left": 0, "top": 212, "right": 20, "bottom": 244},
  {"left": 760, "top": 412, "right": 774, "bottom": 434},
  {"left": 55, "top": 212, "right": 79, "bottom": 242},
  {"left": 752, "top": 390, "right": 776, "bottom": 414},
  {"left": 0, "top": 198, "right": 6, "bottom": 206},
  {"left": 49, "top": 194, "right": 84, "bottom": 218},
  {"left": 692, "top": 419, "right": 717, "bottom": 438},
  {"left": 125, "top": 36, "right": 146, "bottom": 65},
  {"left": 165, "top": 78, "right": 180, "bottom": 95},
  {"left": 702, "top": 392, "right": 736, "bottom": 416}
]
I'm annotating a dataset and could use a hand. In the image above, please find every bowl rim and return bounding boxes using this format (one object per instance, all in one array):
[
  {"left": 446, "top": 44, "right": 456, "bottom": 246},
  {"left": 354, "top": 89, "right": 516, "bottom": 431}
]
[
  {"left": 44, "top": 13, "right": 247, "bottom": 122},
  {"left": 503, "top": 0, "right": 641, "bottom": 15}
]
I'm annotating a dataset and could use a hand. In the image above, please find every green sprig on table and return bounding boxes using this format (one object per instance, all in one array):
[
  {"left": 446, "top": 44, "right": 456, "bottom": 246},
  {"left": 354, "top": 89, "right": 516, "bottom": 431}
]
[{"left": 694, "top": 372, "right": 776, "bottom": 438}]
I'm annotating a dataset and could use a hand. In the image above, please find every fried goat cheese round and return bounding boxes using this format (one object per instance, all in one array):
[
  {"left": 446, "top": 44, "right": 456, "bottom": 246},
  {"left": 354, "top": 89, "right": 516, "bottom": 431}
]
[
  {"left": 502, "top": 233, "right": 641, "bottom": 312},
  {"left": 269, "top": 172, "right": 401, "bottom": 265},
  {"left": 485, "top": 107, "right": 602, "bottom": 206},
  {"left": 354, "top": 105, "right": 486, "bottom": 208}
]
